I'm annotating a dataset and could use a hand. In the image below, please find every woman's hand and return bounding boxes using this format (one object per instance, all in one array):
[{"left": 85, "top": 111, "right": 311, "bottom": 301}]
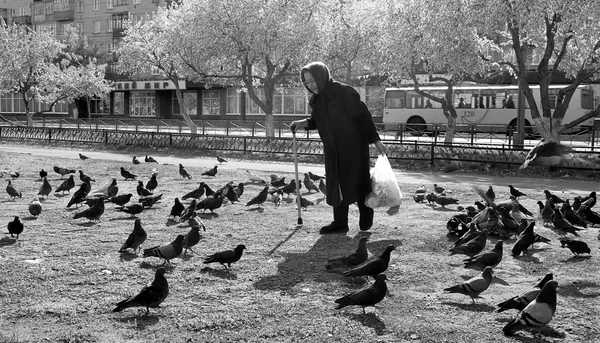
[
  {"left": 374, "top": 140, "right": 389, "bottom": 156},
  {"left": 290, "top": 119, "right": 307, "bottom": 134}
]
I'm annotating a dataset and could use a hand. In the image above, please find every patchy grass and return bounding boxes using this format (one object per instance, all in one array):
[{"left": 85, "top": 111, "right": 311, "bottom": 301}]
[{"left": 0, "top": 148, "right": 598, "bottom": 342}]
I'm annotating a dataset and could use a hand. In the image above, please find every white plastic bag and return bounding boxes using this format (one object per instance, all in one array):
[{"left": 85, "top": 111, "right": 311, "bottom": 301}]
[{"left": 365, "top": 155, "right": 403, "bottom": 209}]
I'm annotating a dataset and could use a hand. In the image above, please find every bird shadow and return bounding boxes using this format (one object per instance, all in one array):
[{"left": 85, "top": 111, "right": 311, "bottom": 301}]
[
  {"left": 114, "top": 314, "right": 160, "bottom": 330},
  {"left": 432, "top": 207, "right": 457, "bottom": 212},
  {"left": 165, "top": 218, "right": 180, "bottom": 227},
  {"left": 54, "top": 193, "right": 70, "bottom": 198},
  {"left": 386, "top": 206, "right": 400, "bottom": 216},
  {"left": 492, "top": 276, "right": 510, "bottom": 286},
  {"left": 0, "top": 236, "right": 17, "bottom": 247},
  {"left": 75, "top": 221, "right": 99, "bottom": 227},
  {"left": 512, "top": 254, "right": 543, "bottom": 264},
  {"left": 109, "top": 216, "right": 139, "bottom": 222},
  {"left": 21, "top": 216, "right": 38, "bottom": 221},
  {"left": 441, "top": 301, "right": 496, "bottom": 312},
  {"left": 560, "top": 255, "right": 592, "bottom": 263},
  {"left": 557, "top": 280, "right": 600, "bottom": 298},
  {"left": 138, "top": 261, "right": 177, "bottom": 272},
  {"left": 199, "top": 266, "right": 237, "bottom": 280},
  {"left": 198, "top": 212, "right": 220, "bottom": 219},
  {"left": 342, "top": 312, "right": 387, "bottom": 336},
  {"left": 119, "top": 251, "right": 139, "bottom": 262},
  {"left": 245, "top": 207, "right": 265, "bottom": 213}
]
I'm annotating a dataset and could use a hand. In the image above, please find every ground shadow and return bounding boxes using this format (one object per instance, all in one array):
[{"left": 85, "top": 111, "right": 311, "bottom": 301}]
[
  {"left": 114, "top": 314, "right": 160, "bottom": 330},
  {"left": 512, "top": 254, "right": 543, "bottom": 264},
  {"left": 441, "top": 301, "right": 496, "bottom": 312},
  {"left": 21, "top": 216, "right": 38, "bottom": 221},
  {"left": 119, "top": 251, "right": 139, "bottom": 262},
  {"left": 432, "top": 207, "right": 457, "bottom": 212},
  {"left": 198, "top": 212, "right": 220, "bottom": 219},
  {"left": 200, "top": 266, "right": 238, "bottom": 280},
  {"left": 560, "top": 255, "right": 592, "bottom": 263},
  {"left": 165, "top": 218, "right": 180, "bottom": 227},
  {"left": 245, "top": 207, "right": 265, "bottom": 213},
  {"left": 254, "top": 232, "right": 402, "bottom": 291},
  {"left": 0, "top": 236, "right": 17, "bottom": 247},
  {"left": 343, "top": 312, "right": 387, "bottom": 336},
  {"left": 558, "top": 280, "right": 600, "bottom": 298}
]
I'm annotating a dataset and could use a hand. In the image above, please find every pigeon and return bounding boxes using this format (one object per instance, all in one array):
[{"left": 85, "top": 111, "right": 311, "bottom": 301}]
[
  {"left": 512, "top": 221, "right": 537, "bottom": 256},
  {"left": 120, "top": 167, "right": 137, "bottom": 181},
  {"left": 55, "top": 175, "right": 76, "bottom": 194},
  {"left": 90, "top": 178, "right": 118, "bottom": 198},
  {"left": 318, "top": 179, "right": 327, "bottom": 195},
  {"left": 233, "top": 182, "right": 244, "bottom": 199},
  {"left": 196, "top": 191, "right": 224, "bottom": 213},
  {"left": 308, "top": 171, "right": 325, "bottom": 181},
  {"left": 54, "top": 166, "right": 76, "bottom": 178},
  {"left": 280, "top": 179, "right": 299, "bottom": 197},
  {"left": 540, "top": 199, "right": 554, "bottom": 225},
  {"left": 326, "top": 237, "right": 369, "bottom": 270},
  {"left": 7, "top": 216, "right": 23, "bottom": 239},
  {"left": 203, "top": 244, "right": 246, "bottom": 270},
  {"left": 39, "top": 169, "right": 47, "bottom": 179},
  {"left": 113, "top": 267, "right": 169, "bottom": 315},
  {"left": 132, "top": 156, "right": 140, "bottom": 165},
  {"left": 145, "top": 155, "right": 158, "bottom": 163},
  {"left": 37, "top": 177, "right": 52, "bottom": 198},
  {"left": 485, "top": 186, "right": 496, "bottom": 202},
  {"left": 169, "top": 198, "right": 185, "bottom": 219},
  {"left": 580, "top": 204, "right": 600, "bottom": 225},
  {"left": 413, "top": 193, "right": 425, "bottom": 203},
  {"left": 188, "top": 211, "right": 203, "bottom": 228},
  {"left": 453, "top": 222, "right": 479, "bottom": 247},
  {"left": 246, "top": 170, "right": 267, "bottom": 184},
  {"left": 73, "top": 198, "right": 105, "bottom": 222},
  {"left": 217, "top": 156, "right": 227, "bottom": 164},
  {"left": 139, "top": 194, "right": 163, "bottom": 208},
  {"left": 246, "top": 186, "right": 269, "bottom": 207},
  {"left": 137, "top": 181, "right": 153, "bottom": 197},
  {"left": 117, "top": 203, "right": 145, "bottom": 217},
  {"left": 270, "top": 176, "right": 286, "bottom": 188},
  {"left": 223, "top": 184, "right": 239, "bottom": 204},
  {"left": 201, "top": 166, "right": 218, "bottom": 177},
  {"left": 560, "top": 239, "right": 591, "bottom": 256},
  {"left": 509, "top": 185, "right": 527, "bottom": 199},
  {"left": 343, "top": 245, "right": 396, "bottom": 280},
  {"left": 434, "top": 195, "right": 460, "bottom": 208},
  {"left": 145, "top": 173, "right": 158, "bottom": 192},
  {"left": 303, "top": 173, "right": 320, "bottom": 193},
  {"left": 510, "top": 203, "right": 533, "bottom": 223},
  {"left": 79, "top": 153, "right": 89, "bottom": 160},
  {"left": 0, "top": 170, "right": 19, "bottom": 178},
  {"left": 433, "top": 184, "right": 446, "bottom": 194},
  {"left": 415, "top": 185, "right": 427, "bottom": 194},
  {"left": 463, "top": 240, "right": 503, "bottom": 269},
  {"left": 503, "top": 280, "right": 558, "bottom": 336},
  {"left": 67, "top": 181, "right": 91, "bottom": 208},
  {"left": 552, "top": 208, "right": 583, "bottom": 236},
  {"left": 28, "top": 198, "right": 43, "bottom": 217},
  {"left": 297, "top": 196, "right": 314, "bottom": 209},
  {"left": 498, "top": 207, "right": 519, "bottom": 233},
  {"left": 181, "top": 183, "right": 205, "bottom": 201},
  {"left": 143, "top": 235, "right": 185, "bottom": 265},
  {"left": 179, "top": 164, "right": 192, "bottom": 179},
  {"left": 580, "top": 191, "right": 597, "bottom": 208},
  {"left": 544, "top": 190, "right": 565, "bottom": 204},
  {"left": 444, "top": 266, "right": 493, "bottom": 303},
  {"left": 6, "top": 180, "right": 22, "bottom": 200},
  {"left": 271, "top": 189, "right": 283, "bottom": 207},
  {"left": 179, "top": 199, "right": 198, "bottom": 223},
  {"left": 560, "top": 202, "right": 587, "bottom": 228},
  {"left": 496, "top": 273, "right": 554, "bottom": 313},
  {"left": 109, "top": 193, "right": 133, "bottom": 207},
  {"left": 449, "top": 229, "right": 488, "bottom": 256},
  {"left": 335, "top": 274, "right": 388, "bottom": 313},
  {"left": 79, "top": 170, "right": 95, "bottom": 183},
  {"left": 203, "top": 183, "right": 215, "bottom": 197},
  {"left": 183, "top": 225, "right": 202, "bottom": 255},
  {"left": 119, "top": 218, "right": 147, "bottom": 253}
]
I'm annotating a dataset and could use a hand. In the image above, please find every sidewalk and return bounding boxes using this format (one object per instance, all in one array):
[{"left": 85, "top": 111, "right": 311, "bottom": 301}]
[{"left": 0, "top": 143, "right": 595, "bottom": 193}]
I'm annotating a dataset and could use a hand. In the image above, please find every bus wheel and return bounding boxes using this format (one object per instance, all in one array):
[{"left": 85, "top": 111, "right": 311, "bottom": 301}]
[
  {"left": 507, "top": 119, "right": 534, "bottom": 135},
  {"left": 406, "top": 117, "right": 427, "bottom": 136}
]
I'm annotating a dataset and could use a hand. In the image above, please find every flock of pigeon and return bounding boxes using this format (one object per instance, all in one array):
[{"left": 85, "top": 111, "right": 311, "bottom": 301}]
[{"left": 409, "top": 182, "right": 598, "bottom": 336}]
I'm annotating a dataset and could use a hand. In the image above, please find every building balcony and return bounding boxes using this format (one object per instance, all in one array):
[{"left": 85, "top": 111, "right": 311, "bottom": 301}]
[
  {"left": 12, "top": 15, "right": 32, "bottom": 25},
  {"left": 53, "top": 9, "right": 74, "bottom": 21},
  {"left": 113, "top": 28, "right": 126, "bottom": 38}
]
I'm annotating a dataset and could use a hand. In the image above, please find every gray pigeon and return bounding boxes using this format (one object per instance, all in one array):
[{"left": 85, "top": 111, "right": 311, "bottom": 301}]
[
  {"left": 143, "top": 235, "right": 185, "bottom": 265},
  {"left": 503, "top": 280, "right": 558, "bottom": 336},
  {"left": 444, "top": 266, "right": 493, "bottom": 303},
  {"left": 119, "top": 218, "right": 147, "bottom": 254},
  {"left": 496, "top": 273, "right": 554, "bottom": 313}
]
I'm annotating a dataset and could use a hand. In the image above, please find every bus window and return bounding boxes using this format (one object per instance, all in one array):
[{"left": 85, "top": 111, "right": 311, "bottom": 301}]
[
  {"left": 504, "top": 90, "right": 519, "bottom": 108},
  {"left": 406, "top": 90, "right": 424, "bottom": 108},
  {"left": 581, "top": 88, "right": 594, "bottom": 109},
  {"left": 455, "top": 90, "right": 479, "bottom": 108},
  {"left": 385, "top": 90, "right": 405, "bottom": 109}
]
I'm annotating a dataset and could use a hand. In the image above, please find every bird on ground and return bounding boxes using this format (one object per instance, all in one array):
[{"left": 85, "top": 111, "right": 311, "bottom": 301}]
[
  {"left": 540, "top": 199, "right": 555, "bottom": 225},
  {"left": 335, "top": 274, "right": 388, "bottom": 313},
  {"left": 270, "top": 176, "right": 286, "bottom": 188},
  {"left": 39, "top": 169, "right": 47, "bottom": 179},
  {"left": 297, "top": 196, "right": 314, "bottom": 209},
  {"left": 560, "top": 239, "right": 591, "bottom": 256},
  {"left": 246, "top": 186, "right": 270, "bottom": 208},
  {"left": 109, "top": 193, "right": 133, "bottom": 207},
  {"left": 113, "top": 267, "right": 169, "bottom": 316},
  {"left": 326, "top": 237, "right": 369, "bottom": 270},
  {"left": 90, "top": 178, "right": 118, "bottom": 198},
  {"left": 498, "top": 207, "right": 520, "bottom": 233},
  {"left": 132, "top": 156, "right": 140, "bottom": 165},
  {"left": 271, "top": 189, "right": 283, "bottom": 207},
  {"left": 202, "top": 183, "right": 215, "bottom": 197},
  {"left": 544, "top": 190, "right": 565, "bottom": 204},
  {"left": 415, "top": 185, "right": 427, "bottom": 194},
  {"left": 53, "top": 166, "right": 76, "bottom": 178},
  {"left": 0, "top": 170, "right": 19, "bottom": 178},
  {"left": 120, "top": 167, "right": 137, "bottom": 181},
  {"left": 433, "top": 184, "right": 446, "bottom": 194},
  {"left": 413, "top": 193, "right": 425, "bottom": 203},
  {"left": 37, "top": 177, "right": 52, "bottom": 198},
  {"left": 433, "top": 194, "right": 460, "bottom": 208},
  {"left": 55, "top": 175, "right": 76, "bottom": 194},
  {"left": 183, "top": 225, "right": 202, "bottom": 255},
  {"left": 137, "top": 181, "right": 153, "bottom": 197},
  {"left": 485, "top": 186, "right": 496, "bottom": 202},
  {"left": 119, "top": 218, "right": 147, "bottom": 254},
  {"left": 67, "top": 181, "right": 91, "bottom": 208},
  {"left": 452, "top": 222, "right": 479, "bottom": 247},
  {"left": 145, "top": 173, "right": 158, "bottom": 192},
  {"left": 246, "top": 170, "right": 267, "bottom": 184},
  {"left": 343, "top": 245, "right": 396, "bottom": 281},
  {"left": 552, "top": 208, "right": 583, "bottom": 236},
  {"left": 188, "top": 211, "right": 203, "bottom": 228},
  {"left": 444, "top": 266, "right": 493, "bottom": 303},
  {"left": 117, "top": 203, "right": 145, "bottom": 217},
  {"left": 179, "top": 164, "right": 192, "bottom": 179},
  {"left": 233, "top": 182, "right": 244, "bottom": 199},
  {"left": 201, "top": 166, "right": 218, "bottom": 178},
  {"left": 572, "top": 197, "right": 582, "bottom": 212},
  {"left": 79, "top": 153, "right": 89, "bottom": 160},
  {"left": 580, "top": 191, "right": 597, "bottom": 208},
  {"left": 29, "top": 198, "right": 42, "bottom": 217},
  {"left": 203, "top": 244, "right": 246, "bottom": 270},
  {"left": 510, "top": 203, "right": 533, "bottom": 223},
  {"left": 450, "top": 229, "right": 488, "bottom": 256},
  {"left": 182, "top": 182, "right": 205, "bottom": 200},
  {"left": 579, "top": 204, "right": 600, "bottom": 225},
  {"left": 496, "top": 273, "right": 554, "bottom": 313},
  {"left": 139, "top": 194, "right": 163, "bottom": 208},
  {"left": 318, "top": 179, "right": 327, "bottom": 195},
  {"left": 143, "top": 235, "right": 185, "bottom": 265},
  {"left": 560, "top": 202, "right": 587, "bottom": 228},
  {"left": 308, "top": 171, "right": 325, "bottom": 181},
  {"left": 509, "top": 185, "right": 527, "bottom": 199},
  {"left": 6, "top": 180, "right": 22, "bottom": 200},
  {"left": 73, "top": 199, "right": 105, "bottom": 222},
  {"left": 425, "top": 193, "right": 436, "bottom": 204},
  {"left": 217, "top": 156, "right": 227, "bottom": 164},
  {"left": 512, "top": 221, "right": 537, "bottom": 256},
  {"left": 179, "top": 199, "right": 198, "bottom": 223},
  {"left": 503, "top": 281, "right": 558, "bottom": 336},
  {"left": 145, "top": 155, "right": 158, "bottom": 163},
  {"left": 7, "top": 216, "right": 23, "bottom": 239},
  {"left": 303, "top": 173, "right": 320, "bottom": 193},
  {"left": 79, "top": 170, "right": 95, "bottom": 183},
  {"left": 280, "top": 179, "right": 300, "bottom": 197},
  {"left": 223, "top": 184, "right": 239, "bottom": 204},
  {"left": 463, "top": 240, "right": 504, "bottom": 269},
  {"left": 196, "top": 191, "right": 224, "bottom": 213}
]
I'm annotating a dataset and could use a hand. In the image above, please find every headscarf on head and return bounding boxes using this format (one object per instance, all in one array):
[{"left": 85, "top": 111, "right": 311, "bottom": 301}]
[{"left": 301, "top": 62, "right": 333, "bottom": 94}]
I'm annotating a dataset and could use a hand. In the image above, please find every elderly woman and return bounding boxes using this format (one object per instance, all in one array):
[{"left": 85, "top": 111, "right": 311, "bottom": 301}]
[{"left": 290, "top": 62, "right": 387, "bottom": 234}]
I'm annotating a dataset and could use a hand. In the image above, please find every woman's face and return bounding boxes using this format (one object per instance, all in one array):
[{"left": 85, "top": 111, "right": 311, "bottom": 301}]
[{"left": 303, "top": 71, "right": 319, "bottom": 94}]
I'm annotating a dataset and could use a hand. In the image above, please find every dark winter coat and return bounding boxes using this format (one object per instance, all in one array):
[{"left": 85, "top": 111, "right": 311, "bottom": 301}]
[{"left": 301, "top": 62, "right": 380, "bottom": 207}]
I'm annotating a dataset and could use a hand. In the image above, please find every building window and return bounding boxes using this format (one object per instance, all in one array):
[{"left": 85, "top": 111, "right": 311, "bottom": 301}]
[
  {"left": 130, "top": 92, "right": 156, "bottom": 117},
  {"left": 78, "top": 1, "right": 83, "bottom": 12},
  {"left": 226, "top": 88, "right": 239, "bottom": 114},
  {"left": 133, "top": 0, "right": 141, "bottom": 4},
  {"left": 114, "top": 0, "right": 129, "bottom": 5},
  {"left": 0, "top": 92, "right": 67, "bottom": 114},
  {"left": 202, "top": 90, "right": 220, "bottom": 115},
  {"left": 245, "top": 87, "right": 307, "bottom": 115},
  {"left": 89, "top": 96, "right": 111, "bottom": 115},
  {"left": 107, "top": 0, "right": 113, "bottom": 9},
  {"left": 94, "top": 0, "right": 99, "bottom": 10},
  {"left": 173, "top": 91, "right": 198, "bottom": 116},
  {"left": 245, "top": 88, "right": 265, "bottom": 114},
  {"left": 94, "top": 21, "right": 101, "bottom": 33},
  {"left": 113, "top": 92, "right": 125, "bottom": 115},
  {"left": 107, "top": 19, "right": 113, "bottom": 32}
]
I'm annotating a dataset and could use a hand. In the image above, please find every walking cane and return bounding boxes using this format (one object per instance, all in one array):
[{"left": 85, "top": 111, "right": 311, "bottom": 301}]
[{"left": 292, "top": 131, "right": 303, "bottom": 227}]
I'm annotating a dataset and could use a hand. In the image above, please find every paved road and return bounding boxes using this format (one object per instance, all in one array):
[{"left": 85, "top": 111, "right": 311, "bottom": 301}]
[{"left": 0, "top": 143, "right": 595, "bottom": 193}]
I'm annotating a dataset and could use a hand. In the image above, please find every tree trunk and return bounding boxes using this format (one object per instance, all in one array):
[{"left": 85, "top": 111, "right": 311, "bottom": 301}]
[
  {"left": 265, "top": 112, "right": 275, "bottom": 137},
  {"left": 174, "top": 81, "right": 197, "bottom": 135},
  {"left": 444, "top": 116, "right": 456, "bottom": 145},
  {"left": 532, "top": 117, "right": 561, "bottom": 142}
]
